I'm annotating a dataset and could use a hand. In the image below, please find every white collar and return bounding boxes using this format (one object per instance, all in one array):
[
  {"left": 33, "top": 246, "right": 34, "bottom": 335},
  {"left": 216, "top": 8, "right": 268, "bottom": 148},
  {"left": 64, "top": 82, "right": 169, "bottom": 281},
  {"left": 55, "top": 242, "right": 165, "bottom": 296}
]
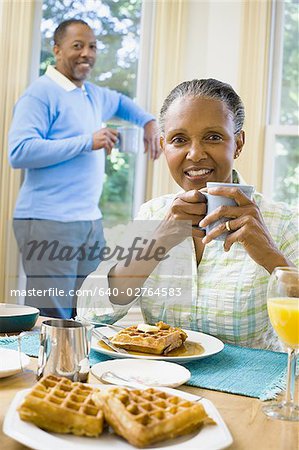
[{"left": 45, "top": 65, "right": 86, "bottom": 92}]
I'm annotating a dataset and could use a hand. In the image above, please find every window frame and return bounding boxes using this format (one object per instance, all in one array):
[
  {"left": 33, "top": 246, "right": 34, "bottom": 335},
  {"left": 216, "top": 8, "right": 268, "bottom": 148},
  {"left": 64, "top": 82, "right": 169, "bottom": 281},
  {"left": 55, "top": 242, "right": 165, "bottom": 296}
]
[
  {"left": 262, "top": 0, "right": 299, "bottom": 200},
  {"left": 132, "top": 0, "right": 156, "bottom": 216}
]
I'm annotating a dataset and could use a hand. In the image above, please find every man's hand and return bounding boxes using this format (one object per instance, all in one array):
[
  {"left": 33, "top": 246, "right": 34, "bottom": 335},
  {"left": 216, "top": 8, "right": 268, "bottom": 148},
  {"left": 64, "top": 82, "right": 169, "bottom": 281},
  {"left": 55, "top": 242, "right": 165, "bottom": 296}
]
[
  {"left": 92, "top": 128, "right": 119, "bottom": 154},
  {"left": 143, "top": 120, "right": 161, "bottom": 160}
]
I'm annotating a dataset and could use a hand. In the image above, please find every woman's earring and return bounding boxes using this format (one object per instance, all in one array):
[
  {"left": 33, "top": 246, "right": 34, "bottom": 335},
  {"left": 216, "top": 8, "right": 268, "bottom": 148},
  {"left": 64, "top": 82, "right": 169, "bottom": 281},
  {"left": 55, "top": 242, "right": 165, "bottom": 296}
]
[{"left": 234, "top": 150, "right": 240, "bottom": 159}]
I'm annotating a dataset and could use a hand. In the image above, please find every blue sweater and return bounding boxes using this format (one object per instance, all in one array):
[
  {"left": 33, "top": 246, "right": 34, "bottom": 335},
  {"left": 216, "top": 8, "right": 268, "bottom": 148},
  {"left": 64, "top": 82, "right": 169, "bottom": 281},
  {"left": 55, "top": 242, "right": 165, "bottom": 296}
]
[{"left": 9, "top": 74, "right": 154, "bottom": 221}]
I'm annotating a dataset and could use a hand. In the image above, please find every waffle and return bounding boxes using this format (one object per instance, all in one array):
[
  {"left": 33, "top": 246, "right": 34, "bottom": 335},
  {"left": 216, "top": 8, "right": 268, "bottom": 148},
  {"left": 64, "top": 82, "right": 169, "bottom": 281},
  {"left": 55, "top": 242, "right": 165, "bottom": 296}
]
[
  {"left": 93, "top": 386, "right": 214, "bottom": 447},
  {"left": 18, "top": 375, "right": 104, "bottom": 437},
  {"left": 110, "top": 321, "right": 188, "bottom": 355}
]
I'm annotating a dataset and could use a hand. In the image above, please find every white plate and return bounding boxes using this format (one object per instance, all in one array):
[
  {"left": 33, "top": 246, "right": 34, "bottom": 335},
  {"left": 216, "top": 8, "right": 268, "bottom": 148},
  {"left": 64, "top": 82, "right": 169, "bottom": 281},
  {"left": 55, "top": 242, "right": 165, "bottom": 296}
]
[
  {"left": 3, "top": 386, "right": 233, "bottom": 450},
  {"left": 91, "top": 327, "right": 224, "bottom": 363},
  {"left": 91, "top": 359, "right": 191, "bottom": 388},
  {"left": 0, "top": 349, "right": 30, "bottom": 378}
]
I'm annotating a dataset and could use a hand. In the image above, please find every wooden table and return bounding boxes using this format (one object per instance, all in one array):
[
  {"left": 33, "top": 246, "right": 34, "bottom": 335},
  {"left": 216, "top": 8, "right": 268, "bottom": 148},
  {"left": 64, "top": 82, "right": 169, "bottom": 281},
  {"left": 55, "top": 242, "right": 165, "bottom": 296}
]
[{"left": 1, "top": 329, "right": 298, "bottom": 449}]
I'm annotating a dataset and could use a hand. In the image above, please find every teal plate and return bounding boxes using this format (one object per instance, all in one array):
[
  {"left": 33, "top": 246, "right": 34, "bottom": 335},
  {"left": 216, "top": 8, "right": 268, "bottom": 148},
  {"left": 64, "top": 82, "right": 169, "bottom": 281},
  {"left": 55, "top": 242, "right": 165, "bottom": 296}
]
[{"left": 0, "top": 304, "right": 39, "bottom": 333}]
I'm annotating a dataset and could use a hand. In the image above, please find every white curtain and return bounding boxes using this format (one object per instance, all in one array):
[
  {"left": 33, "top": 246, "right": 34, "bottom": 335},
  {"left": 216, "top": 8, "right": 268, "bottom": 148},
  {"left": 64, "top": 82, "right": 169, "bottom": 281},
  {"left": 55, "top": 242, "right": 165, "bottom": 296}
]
[
  {"left": 146, "top": 0, "right": 189, "bottom": 200},
  {"left": 0, "top": 0, "right": 36, "bottom": 300},
  {"left": 235, "top": 0, "right": 272, "bottom": 189}
]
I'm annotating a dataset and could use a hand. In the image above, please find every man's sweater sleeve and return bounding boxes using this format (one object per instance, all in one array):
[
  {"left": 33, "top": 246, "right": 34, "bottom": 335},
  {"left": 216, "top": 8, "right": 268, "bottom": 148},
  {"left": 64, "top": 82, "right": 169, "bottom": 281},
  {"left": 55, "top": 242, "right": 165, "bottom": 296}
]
[
  {"left": 8, "top": 95, "right": 93, "bottom": 169},
  {"left": 101, "top": 88, "right": 155, "bottom": 127}
]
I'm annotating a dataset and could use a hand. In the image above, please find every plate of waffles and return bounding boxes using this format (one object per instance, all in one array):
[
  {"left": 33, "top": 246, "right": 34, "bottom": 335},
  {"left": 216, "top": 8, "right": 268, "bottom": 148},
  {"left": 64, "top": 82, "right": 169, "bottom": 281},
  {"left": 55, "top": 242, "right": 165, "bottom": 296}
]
[
  {"left": 3, "top": 374, "right": 233, "bottom": 449},
  {"left": 90, "top": 322, "right": 224, "bottom": 362}
]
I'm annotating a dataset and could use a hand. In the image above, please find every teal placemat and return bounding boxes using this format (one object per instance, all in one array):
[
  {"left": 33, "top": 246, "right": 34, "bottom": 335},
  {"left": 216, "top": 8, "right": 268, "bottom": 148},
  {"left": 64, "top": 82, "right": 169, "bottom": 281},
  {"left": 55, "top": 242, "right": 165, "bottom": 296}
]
[
  {"left": 0, "top": 334, "right": 288, "bottom": 400},
  {"left": 184, "top": 344, "right": 288, "bottom": 400}
]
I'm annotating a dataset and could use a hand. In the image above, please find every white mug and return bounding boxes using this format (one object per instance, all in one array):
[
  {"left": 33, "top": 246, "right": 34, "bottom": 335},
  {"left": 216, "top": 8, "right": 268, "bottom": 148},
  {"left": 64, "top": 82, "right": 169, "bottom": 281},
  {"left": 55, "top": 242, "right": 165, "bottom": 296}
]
[
  {"left": 200, "top": 182, "right": 255, "bottom": 240},
  {"left": 116, "top": 126, "right": 139, "bottom": 154}
]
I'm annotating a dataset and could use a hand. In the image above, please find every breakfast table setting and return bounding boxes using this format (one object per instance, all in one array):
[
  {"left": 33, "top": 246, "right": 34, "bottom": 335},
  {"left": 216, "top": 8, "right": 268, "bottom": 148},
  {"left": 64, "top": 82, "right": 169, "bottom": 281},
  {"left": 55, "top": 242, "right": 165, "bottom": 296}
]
[{"left": 0, "top": 299, "right": 298, "bottom": 450}]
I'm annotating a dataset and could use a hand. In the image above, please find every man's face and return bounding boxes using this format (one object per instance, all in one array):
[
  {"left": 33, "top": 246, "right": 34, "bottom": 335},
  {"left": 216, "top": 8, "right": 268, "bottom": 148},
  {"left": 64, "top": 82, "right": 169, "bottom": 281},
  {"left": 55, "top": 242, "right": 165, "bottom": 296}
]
[{"left": 54, "top": 23, "right": 97, "bottom": 86}]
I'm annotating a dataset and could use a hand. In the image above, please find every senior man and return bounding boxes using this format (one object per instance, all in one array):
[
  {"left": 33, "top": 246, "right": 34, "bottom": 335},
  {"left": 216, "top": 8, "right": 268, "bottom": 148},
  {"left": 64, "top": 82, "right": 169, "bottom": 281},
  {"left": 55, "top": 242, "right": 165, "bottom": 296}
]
[{"left": 9, "top": 18, "right": 159, "bottom": 319}]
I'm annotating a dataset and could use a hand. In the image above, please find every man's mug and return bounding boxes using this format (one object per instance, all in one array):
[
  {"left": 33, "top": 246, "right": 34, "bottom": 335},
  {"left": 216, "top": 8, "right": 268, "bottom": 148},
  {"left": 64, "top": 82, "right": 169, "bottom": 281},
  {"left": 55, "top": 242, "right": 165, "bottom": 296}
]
[
  {"left": 37, "top": 319, "right": 92, "bottom": 382},
  {"left": 115, "top": 126, "right": 139, "bottom": 153},
  {"left": 200, "top": 182, "right": 255, "bottom": 240}
]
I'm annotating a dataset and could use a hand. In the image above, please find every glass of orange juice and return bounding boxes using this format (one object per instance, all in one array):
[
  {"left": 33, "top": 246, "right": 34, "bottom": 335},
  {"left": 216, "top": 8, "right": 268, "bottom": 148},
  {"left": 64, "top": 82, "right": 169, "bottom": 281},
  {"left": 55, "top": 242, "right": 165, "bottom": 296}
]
[{"left": 263, "top": 267, "right": 299, "bottom": 421}]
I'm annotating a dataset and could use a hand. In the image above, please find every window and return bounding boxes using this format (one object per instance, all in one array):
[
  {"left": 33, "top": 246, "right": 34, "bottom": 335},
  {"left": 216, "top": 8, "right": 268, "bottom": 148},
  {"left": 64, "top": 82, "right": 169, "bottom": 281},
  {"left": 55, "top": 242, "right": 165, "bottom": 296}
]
[
  {"left": 40, "top": 0, "right": 143, "bottom": 224},
  {"left": 263, "top": 0, "right": 299, "bottom": 206}
]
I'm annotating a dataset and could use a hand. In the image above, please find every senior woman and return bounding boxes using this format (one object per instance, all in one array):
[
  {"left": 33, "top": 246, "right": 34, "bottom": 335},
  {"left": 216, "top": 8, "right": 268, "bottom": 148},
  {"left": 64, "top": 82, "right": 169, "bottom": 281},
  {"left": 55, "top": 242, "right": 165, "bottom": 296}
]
[{"left": 80, "top": 79, "right": 298, "bottom": 350}]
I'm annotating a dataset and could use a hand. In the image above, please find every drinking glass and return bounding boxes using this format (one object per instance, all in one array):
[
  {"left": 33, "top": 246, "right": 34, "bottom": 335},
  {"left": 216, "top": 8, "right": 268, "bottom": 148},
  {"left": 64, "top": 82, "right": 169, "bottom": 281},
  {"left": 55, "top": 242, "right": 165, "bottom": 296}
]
[{"left": 263, "top": 267, "right": 299, "bottom": 421}]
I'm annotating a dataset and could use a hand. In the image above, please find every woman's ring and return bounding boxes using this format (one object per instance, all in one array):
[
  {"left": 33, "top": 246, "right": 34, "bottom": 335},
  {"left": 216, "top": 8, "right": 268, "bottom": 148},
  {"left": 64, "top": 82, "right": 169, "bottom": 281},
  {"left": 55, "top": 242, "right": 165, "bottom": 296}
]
[{"left": 225, "top": 221, "right": 232, "bottom": 232}]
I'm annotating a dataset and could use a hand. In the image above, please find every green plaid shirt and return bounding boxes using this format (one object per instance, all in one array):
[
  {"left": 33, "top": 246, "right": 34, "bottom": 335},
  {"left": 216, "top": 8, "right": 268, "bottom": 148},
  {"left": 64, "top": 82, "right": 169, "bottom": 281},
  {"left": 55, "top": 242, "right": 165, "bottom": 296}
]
[
  {"left": 134, "top": 192, "right": 298, "bottom": 350},
  {"left": 79, "top": 173, "right": 298, "bottom": 350}
]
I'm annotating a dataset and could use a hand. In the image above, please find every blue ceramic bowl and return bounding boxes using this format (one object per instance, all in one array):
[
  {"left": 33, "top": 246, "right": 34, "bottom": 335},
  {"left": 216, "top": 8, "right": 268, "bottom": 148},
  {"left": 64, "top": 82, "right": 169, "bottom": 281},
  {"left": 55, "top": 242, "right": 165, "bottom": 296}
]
[{"left": 0, "top": 303, "right": 39, "bottom": 333}]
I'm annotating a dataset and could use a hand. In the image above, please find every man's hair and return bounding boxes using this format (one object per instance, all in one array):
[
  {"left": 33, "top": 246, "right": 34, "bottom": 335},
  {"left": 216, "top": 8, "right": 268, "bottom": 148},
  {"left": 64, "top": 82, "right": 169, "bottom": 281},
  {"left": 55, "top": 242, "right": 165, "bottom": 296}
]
[
  {"left": 53, "top": 19, "right": 91, "bottom": 45},
  {"left": 159, "top": 78, "right": 245, "bottom": 135}
]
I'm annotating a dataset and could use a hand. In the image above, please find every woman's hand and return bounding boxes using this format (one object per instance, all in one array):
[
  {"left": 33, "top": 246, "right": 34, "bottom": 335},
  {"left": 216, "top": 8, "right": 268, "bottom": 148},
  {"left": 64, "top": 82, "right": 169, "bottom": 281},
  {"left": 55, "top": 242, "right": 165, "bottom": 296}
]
[
  {"left": 109, "top": 190, "right": 208, "bottom": 303},
  {"left": 199, "top": 186, "right": 291, "bottom": 273},
  {"left": 153, "top": 190, "right": 207, "bottom": 250}
]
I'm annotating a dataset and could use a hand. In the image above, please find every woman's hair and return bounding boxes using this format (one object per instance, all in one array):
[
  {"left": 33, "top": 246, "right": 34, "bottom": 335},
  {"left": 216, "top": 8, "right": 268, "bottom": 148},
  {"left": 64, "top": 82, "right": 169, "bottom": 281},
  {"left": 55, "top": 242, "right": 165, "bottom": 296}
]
[{"left": 159, "top": 78, "right": 245, "bottom": 134}]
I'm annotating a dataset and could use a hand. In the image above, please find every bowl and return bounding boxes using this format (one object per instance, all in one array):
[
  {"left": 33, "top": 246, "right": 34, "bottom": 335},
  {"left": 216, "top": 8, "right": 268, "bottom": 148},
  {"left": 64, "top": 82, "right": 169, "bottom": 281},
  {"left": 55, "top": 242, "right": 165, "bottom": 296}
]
[{"left": 0, "top": 303, "right": 39, "bottom": 333}]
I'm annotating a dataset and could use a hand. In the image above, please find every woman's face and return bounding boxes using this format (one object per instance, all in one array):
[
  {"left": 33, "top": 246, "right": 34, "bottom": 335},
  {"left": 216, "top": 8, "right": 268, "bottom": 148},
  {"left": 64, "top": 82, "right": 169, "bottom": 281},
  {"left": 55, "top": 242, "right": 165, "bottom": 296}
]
[{"left": 160, "top": 96, "right": 244, "bottom": 191}]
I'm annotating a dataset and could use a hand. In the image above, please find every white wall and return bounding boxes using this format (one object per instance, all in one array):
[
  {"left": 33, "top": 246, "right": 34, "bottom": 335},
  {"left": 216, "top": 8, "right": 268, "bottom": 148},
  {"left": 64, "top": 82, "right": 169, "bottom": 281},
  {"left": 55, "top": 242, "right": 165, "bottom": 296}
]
[{"left": 182, "top": 1, "right": 243, "bottom": 90}]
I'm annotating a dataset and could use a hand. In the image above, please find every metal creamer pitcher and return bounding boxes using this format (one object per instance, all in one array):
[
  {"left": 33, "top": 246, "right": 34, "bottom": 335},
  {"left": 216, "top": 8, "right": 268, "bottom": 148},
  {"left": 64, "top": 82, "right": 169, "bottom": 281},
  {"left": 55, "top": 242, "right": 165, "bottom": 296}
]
[{"left": 37, "top": 319, "right": 91, "bottom": 382}]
